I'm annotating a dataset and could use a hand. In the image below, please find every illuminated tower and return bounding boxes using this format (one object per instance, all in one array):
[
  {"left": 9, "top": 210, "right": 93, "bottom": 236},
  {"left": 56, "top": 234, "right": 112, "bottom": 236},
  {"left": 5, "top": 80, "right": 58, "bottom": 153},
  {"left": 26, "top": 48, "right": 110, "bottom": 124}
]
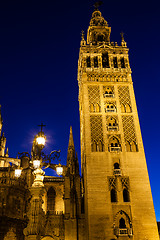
[{"left": 77, "top": 7, "right": 159, "bottom": 240}]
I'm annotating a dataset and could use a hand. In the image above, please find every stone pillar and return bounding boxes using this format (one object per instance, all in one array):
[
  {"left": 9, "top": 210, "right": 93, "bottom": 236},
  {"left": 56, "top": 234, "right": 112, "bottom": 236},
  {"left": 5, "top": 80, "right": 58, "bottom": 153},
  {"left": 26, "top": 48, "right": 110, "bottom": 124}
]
[{"left": 24, "top": 168, "right": 46, "bottom": 240}]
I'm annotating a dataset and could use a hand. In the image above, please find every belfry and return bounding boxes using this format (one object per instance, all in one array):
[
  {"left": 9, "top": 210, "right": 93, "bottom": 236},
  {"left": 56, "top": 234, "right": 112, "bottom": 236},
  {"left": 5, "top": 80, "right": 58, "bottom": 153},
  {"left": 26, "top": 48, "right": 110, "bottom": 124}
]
[
  {"left": 0, "top": 6, "right": 159, "bottom": 240},
  {"left": 77, "top": 6, "right": 159, "bottom": 240}
]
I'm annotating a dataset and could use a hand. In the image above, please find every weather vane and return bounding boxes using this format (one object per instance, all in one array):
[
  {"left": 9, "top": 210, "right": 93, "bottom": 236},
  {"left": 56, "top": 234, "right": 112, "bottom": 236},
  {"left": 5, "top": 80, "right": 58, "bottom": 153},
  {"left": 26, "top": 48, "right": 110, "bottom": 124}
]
[
  {"left": 94, "top": 1, "right": 103, "bottom": 10},
  {"left": 38, "top": 123, "right": 46, "bottom": 133}
]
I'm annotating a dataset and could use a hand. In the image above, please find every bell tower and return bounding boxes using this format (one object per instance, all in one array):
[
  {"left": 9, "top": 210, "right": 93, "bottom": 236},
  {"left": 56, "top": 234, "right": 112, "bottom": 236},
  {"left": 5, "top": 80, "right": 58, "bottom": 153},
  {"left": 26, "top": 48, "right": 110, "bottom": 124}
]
[{"left": 78, "top": 7, "right": 159, "bottom": 240}]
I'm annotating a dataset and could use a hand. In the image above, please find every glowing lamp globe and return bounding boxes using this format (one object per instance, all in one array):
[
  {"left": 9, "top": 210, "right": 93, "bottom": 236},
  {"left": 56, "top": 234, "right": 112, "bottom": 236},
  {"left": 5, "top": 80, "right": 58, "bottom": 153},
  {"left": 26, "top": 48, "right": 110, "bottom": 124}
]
[
  {"left": 56, "top": 163, "right": 63, "bottom": 176},
  {"left": 15, "top": 169, "right": 22, "bottom": 178},
  {"left": 33, "top": 160, "right": 41, "bottom": 169},
  {"left": 36, "top": 136, "right": 45, "bottom": 146}
]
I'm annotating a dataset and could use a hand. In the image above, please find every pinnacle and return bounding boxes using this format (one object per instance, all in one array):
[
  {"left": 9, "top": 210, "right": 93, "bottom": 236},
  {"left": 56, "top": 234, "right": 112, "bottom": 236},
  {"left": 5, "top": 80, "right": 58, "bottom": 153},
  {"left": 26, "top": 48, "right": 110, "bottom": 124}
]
[{"left": 68, "top": 126, "right": 75, "bottom": 148}]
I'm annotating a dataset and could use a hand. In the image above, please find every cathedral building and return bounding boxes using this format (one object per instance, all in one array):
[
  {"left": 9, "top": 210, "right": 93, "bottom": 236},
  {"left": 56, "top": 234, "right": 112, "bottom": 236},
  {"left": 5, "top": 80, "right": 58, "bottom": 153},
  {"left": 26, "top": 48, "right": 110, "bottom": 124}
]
[{"left": 0, "top": 6, "right": 159, "bottom": 240}]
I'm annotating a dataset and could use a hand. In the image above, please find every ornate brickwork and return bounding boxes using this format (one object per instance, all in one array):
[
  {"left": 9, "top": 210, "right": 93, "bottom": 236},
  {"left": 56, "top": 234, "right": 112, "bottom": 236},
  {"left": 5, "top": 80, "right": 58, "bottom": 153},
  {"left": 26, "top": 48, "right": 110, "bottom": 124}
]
[
  {"left": 104, "top": 101, "right": 117, "bottom": 112},
  {"left": 103, "top": 86, "right": 114, "bottom": 97},
  {"left": 88, "top": 86, "right": 101, "bottom": 112},
  {"left": 106, "top": 116, "right": 119, "bottom": 131},
  {"left": 118, "top": 86, "right": 132, "bottom": 112},
  {"left": 90, "top": 115, "right": 104, "bottom": 151},
  {"left": 122, "top": 115, "right": 138, "bottom": 151},
  {"left": 87, "top": 73, "right": 129, "bottom": 82},
  {"left": 108, "top": 177, "right": 117, "bottom": 190},
  {"left": 121, "top": 177, "right": 130, "bottom": 190}
]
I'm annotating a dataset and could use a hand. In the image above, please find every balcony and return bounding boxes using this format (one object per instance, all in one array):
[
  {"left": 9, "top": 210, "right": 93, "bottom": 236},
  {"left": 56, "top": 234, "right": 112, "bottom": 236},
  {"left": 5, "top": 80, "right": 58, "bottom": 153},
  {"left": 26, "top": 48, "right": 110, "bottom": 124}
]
[
  {"left": 113, "top": 169, "right": 121, "bottom": 176},
  {"left": 108, "top": 126, "right": 118, "bottom": 131},
  {"left": 109, "top": 146, "right": 121, "bottom": 152},
  {"left": 114, "top": 228, "right": 133, "bottom": 236},
  {"left": 105, "top": 108, "right": 116, "bottom": 113},
  {"left": 103, "top": 93, "right": 114, "bottom": 98}
]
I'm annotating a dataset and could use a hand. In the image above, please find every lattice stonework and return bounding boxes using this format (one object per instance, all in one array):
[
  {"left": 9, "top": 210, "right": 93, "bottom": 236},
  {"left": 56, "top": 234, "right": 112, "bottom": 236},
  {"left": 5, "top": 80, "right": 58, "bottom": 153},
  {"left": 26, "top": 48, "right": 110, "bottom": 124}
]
[
  {"left": 90, "top": 115, "right": 103, "bottom": 143},
  {"left": 122, "top": 115, "right": 137, "bottom": 143},
  {"left": 118, "top": 86, "right": 131, "bottom": 106},
  {"left": 88, "top": 86, "right": 101, "bottom": 112},
  {"left": 121, "top": 177, "right": 130, "bottom": 190},
  {"left": 108, "top": 177, "right": 117, "bottom": 190}
]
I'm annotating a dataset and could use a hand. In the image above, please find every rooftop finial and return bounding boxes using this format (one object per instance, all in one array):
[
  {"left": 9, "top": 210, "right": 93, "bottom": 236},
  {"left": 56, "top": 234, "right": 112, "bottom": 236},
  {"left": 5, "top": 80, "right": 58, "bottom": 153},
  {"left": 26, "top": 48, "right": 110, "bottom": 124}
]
[
  {"left": 121, "top": 32, "right": 124, "bottom": 41},
  {"left": 120, "top": 32, "right": 127, "bottom": 47},
  {"left": 81, "top": 30, "right": 85, "bottom": 40},
  {"left": 38, "top": 123, "right": 46, "bottom": 133},
  {"left": 94, "top": 1, "right": 103, "bottom": 11}
]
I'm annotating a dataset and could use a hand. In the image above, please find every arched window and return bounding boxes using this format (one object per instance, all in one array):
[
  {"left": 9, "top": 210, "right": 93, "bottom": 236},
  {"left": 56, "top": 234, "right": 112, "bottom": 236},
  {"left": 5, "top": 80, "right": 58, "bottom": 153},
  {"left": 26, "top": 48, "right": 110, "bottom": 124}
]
[
  {"left": 109, "top": 137, "right": 121, "bottom": 152},
  {"left": 126, "top": 141, "right": 131, "bottom": 152},
  {"left": 104, "top": 87, "right": 113, "bottom": 97},
  {"left": 98, "top": 141, "right": 104, "bottom": 152},
  {"left": 125, "top": 103, "right": 131, "bottom": 113},
  {"left": 105, "top": 103, "right": 116, "bottom": 112},
  {"left": 111, "top": 188, "right": 117, "bottom": 202},
  {"left": 96, "top": 103, "right": 100, "bottom": 112},
  {"left": 107, "top": 117, "right": 118, "bottom": 131},
  {"left": 113, "top": 57, "right": 118, "bottom": 68},
  {"left": 91, "top": 141, "right": 97, "bottom": 152},
  {"left": 94, "top": 57, "right": 98, "bottom": 68},
  {"left": 86, "top": 56, "right": 91, "bottom": 67},
  {"left": 90, "top": 103, "right": 95, "bottom": 112},
  {"left": 119, "top": 218, "right": 126, "bottom": 228},
  {"left": 123, "top": 188, "right": 130, "bottom": 202},
  {"left": 131, "top": 141, "right": 137, "bottom": 152},
  {"left": 120, "top": 57, "right": 125, "bottom": 68},
  {"left": 114, "top": 163, "right": 120, "bottom": 169},
  {"left": 47, "top": 187, "right": 56, "bottom": 211},
  {"left": 102, "top": 53, "right": 109, "bottom": 68},
  {"left": 97, "top": 34, "right": 104, "bottom": 42},
  {"left": 121, "top": 104, "right": 125, "bottom": 113}
]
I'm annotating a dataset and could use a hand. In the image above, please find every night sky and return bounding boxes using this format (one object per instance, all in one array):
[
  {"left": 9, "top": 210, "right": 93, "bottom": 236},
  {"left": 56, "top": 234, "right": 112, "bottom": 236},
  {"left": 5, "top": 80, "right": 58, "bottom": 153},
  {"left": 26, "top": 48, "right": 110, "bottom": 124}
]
[{"left": 0, "top": 0, "right": 160, "bottom": 220}]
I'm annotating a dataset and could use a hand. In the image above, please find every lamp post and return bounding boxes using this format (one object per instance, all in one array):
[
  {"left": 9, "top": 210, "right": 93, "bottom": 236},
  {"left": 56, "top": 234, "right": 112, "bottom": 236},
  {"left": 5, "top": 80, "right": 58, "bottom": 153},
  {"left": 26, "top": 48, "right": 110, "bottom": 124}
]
[
  {"left": 14, "top": 124, "right": 64, "bottom": 240},
  {"left": 14, "top": 124, "right": 64, "bottom": 184}
]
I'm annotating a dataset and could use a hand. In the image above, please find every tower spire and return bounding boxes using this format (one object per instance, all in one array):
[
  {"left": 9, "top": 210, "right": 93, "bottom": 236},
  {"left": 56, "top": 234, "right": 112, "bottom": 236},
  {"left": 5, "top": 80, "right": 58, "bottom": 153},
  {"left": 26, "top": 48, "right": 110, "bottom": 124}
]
[{"left": 68, "top": 126, "right": 74, "bottom": 149}]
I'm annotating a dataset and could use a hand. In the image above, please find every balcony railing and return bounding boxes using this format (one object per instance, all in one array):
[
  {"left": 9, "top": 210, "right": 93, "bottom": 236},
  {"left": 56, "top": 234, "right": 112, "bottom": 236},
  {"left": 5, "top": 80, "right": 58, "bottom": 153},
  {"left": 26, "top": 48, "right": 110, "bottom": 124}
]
[
  {"left": 113, "top": 169, "right": 121, "bottom": 176},
  {"left": 114, "top": 228, "right": 133, "bottom": 236},
  {"left": 108, "top": 126, "right": 118, "bottom": 131},
  {"left": 109, "top": 146, "right": 121, "bottom": 152},
  {"left": 105, "top": 108, "right": 116, "bottom": 113},
  {"left": 103, "top": 93, "right": 114, "bottom": 98}
]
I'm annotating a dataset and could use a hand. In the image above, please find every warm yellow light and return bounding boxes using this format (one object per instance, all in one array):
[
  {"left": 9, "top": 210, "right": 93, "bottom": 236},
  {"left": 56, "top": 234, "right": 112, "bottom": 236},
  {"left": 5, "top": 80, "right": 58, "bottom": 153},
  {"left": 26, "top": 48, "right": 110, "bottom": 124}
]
[
  {"left": 33, "top": 160, "right": 41, "bottom": 169},
  {"left": 56, "top": 163, "right": 63, "bottom": 176},
  {"left": 36, "top": 136, "right": 45, "bottom": 146},
  {"left": 15, "top": 168, "right": 22, "bottom": 178}
]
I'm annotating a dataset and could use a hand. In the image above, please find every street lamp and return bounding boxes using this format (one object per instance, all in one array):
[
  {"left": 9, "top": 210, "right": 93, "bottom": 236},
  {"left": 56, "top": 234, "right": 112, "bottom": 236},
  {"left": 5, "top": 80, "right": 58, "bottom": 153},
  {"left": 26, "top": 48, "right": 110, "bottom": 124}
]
[
  {"left": 14, "top": 124, "right": 63, "bottom": 181},
  {"left": 15, "top": 168, "right": 22, "bottom": 178}
]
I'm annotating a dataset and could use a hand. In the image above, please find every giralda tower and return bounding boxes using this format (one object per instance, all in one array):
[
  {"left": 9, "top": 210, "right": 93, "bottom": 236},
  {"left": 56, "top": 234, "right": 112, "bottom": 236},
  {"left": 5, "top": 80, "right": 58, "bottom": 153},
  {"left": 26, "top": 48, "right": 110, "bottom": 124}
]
[{"left": 77, "top": 7, "right": 159, "bottom": 240}]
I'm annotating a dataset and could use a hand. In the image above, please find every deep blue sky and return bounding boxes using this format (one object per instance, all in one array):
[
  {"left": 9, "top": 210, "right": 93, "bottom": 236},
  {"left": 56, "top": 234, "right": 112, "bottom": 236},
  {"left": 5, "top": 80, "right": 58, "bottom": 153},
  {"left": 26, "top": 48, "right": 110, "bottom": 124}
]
[{"left": 0, "top": 0, "right": 160, "bottom": 220}]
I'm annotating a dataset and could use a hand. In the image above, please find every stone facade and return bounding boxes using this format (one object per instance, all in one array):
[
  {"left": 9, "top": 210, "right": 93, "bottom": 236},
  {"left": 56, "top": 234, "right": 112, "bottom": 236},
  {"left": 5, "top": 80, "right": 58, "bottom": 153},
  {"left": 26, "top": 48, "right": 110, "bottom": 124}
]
[
  {"left": 0, "top": 7, "right": 159, "bottom": 240},
  {"left": 78, "top": 8, "right": 159, "bottom": 240}
]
